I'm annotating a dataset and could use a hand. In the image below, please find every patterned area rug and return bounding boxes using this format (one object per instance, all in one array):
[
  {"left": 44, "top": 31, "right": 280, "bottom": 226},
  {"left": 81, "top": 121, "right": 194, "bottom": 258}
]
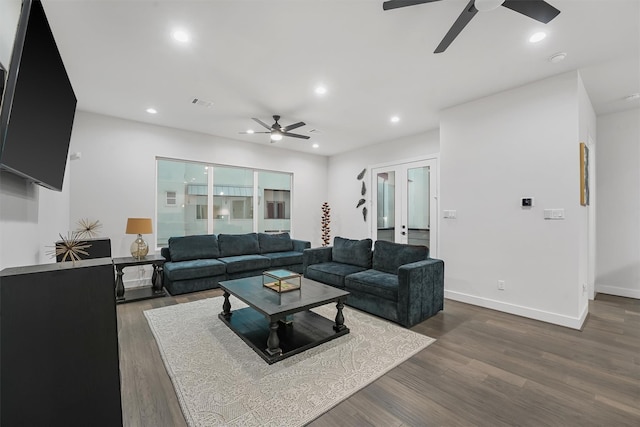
[{"left": 144, "top": 296, "right": 435, "bottom": 426}]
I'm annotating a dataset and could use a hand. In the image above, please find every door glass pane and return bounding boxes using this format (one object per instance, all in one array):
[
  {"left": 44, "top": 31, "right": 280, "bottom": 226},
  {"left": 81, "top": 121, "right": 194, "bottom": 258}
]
[
  {"left": 377, "top": 171, "right": 395, "bottom": 242},
  {"left": 213, "top": 166, "right": 254, "bottom": 234},
  {"left": 407, "top": 166, "right": 430, "bottom": 247},
  {"left": 258, "top": 171, "right": 291, "bottom": 233},
  {"left": 157, "top": 159, "right": 209, "bottom": 247}
]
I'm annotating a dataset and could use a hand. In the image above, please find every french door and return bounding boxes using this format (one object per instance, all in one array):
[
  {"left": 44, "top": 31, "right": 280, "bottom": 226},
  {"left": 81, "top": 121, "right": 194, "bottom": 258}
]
[{"left": 371, "top": 158, "right": 438, "bottom": 256}]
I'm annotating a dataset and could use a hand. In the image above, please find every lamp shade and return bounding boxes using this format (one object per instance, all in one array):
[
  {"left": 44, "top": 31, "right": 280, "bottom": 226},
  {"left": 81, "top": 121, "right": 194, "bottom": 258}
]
[{"left": 125, "top": 218, "right": 152, "bottom": 235}]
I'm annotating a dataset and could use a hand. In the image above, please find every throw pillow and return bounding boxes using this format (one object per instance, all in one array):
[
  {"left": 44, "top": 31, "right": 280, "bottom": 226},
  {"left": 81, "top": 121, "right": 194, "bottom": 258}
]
[{"left": 332, "top": 236, "right": 373, "bottom": 269}]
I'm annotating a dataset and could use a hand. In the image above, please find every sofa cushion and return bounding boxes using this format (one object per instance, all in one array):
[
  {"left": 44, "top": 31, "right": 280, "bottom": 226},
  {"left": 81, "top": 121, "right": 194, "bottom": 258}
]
[
  {"left": 262, "top": 251, "right": 303, "bottom": 268},
  {"left": 345, "top": 269, "right": 399, "bottom": 302},
  {"left": 372, "top": 240, "right": 428, "bottom": 274},
  {"left": 218, "top": 254, "right": 270, "bottom": 274},
  {"left": 258, "top": 232, "right": 294, "bottom": 254},
  {"left": 168, "top": 234, "right": 220, "bottom": 262},
  {"left": 305, "top": 262, "right": 368, "bottom": 289},
  {"left": 332, "top": 237, "right": 372, "bottom": 269},
  {"left": 163, "top": 259, "right": 226, "bottom": 282},
  {"left": 218, "top": 233, "right": 260, "bottom": 257}
]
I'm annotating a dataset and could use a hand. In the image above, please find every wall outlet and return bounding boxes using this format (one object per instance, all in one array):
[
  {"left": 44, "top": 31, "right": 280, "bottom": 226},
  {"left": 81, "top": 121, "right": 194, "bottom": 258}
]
[{"left": 497, "top": 280, "right": 505, "bottom": 290}]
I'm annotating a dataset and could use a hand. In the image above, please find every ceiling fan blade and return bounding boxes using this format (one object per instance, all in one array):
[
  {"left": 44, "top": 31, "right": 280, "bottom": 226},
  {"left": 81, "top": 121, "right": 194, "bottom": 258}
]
[
  {"left": 282, "top": 132, "right": 310, "bottom": 140},
  {"left": 383, "top": 0, "right": 442, "bottom": 11},
  {"left": 251, "top": 118, "right": 272, "bottom": 130},
  {"left": 239, "top": 131, "right": 270, "bottom": 134},
  {"left": 282, "top": 121, "right": 306, "bottom": 132},
  {"left": 434, "top": 0, "right": 477, "bottom": 53},
  {"left": 501, "top": 0, "right": 560, "bottom": 24}
]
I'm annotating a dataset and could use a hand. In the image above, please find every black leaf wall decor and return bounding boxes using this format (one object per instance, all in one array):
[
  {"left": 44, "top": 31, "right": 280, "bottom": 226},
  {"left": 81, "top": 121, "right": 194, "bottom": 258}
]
[{"left": 356, "top": 168, "right": 367, "bottom": 222}]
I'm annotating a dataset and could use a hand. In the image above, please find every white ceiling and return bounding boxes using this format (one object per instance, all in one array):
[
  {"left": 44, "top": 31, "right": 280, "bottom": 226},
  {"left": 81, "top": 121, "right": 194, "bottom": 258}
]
[{"left": 42, "top": 0, "right": 640, "bottom": 156}]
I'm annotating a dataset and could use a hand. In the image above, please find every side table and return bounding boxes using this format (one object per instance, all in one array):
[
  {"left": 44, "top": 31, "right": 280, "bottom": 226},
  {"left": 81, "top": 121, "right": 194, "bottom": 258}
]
[{"left": 113, "top": 254, "right": 166, "bottom": 304}]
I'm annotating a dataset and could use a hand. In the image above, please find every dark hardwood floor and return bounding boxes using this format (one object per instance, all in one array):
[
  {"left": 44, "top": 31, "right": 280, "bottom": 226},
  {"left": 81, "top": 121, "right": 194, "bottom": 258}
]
[{"left": 117, "top": 291, "right": 640, "bottom": 426}]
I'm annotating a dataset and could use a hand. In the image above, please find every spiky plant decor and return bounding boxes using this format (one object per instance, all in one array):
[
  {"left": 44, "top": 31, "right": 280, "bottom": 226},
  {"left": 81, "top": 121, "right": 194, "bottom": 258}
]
[
  {"left": 48, "top": 232, "right": 92, "bottom": 263},
  {"left": 321, "top": 202, "right": 331, "bottom": 247},
  {"left": 76, "top": 218, "right": 102, "bottom": 239}
]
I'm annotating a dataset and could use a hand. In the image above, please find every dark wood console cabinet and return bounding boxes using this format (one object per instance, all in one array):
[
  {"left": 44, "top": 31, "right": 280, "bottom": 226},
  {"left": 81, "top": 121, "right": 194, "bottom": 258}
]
[{"left": 0, "top": 258, "right": 123, "bottom": 426}]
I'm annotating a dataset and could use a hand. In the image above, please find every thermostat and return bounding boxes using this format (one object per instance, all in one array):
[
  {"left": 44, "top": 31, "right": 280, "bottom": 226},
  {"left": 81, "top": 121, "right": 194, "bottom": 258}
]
[{"left": 521, "top": 197, "right": 534, "bottom": 208}]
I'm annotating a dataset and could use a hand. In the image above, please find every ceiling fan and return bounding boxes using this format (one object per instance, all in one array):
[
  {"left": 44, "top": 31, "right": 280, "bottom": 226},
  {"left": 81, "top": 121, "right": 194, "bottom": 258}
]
[
  {"left": 383, "top": 0, "right": 560, "bottom": 53},
  {"left": 240, "top": 115, "right": 310, "bottom": 142}
]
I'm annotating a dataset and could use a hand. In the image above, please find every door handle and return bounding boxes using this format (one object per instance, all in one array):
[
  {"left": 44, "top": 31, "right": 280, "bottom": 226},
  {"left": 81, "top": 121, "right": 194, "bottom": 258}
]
[{"left": 401, "top": 231, "right": 406, "bottom": 236}]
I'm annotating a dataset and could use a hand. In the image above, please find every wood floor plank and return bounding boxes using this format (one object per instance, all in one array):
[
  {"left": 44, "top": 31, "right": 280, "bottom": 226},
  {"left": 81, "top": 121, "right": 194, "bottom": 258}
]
[{"left": 117, "top": 292, "right": 640, "bottom": 426}]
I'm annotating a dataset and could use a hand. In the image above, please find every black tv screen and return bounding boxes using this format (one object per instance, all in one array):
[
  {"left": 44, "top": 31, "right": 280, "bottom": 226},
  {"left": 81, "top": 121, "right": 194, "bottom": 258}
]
[{"left": 0, "top": 0, "right": 77, "bottom": 192}]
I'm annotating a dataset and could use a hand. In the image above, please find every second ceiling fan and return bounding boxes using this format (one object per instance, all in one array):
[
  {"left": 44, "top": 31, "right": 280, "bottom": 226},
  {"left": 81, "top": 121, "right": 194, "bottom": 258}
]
[
  {"left": 383, "top": 0, "right": 560, "bottom": 53},
  {"left": 241, "top": 115, "right": 310, "bottom": 142}
]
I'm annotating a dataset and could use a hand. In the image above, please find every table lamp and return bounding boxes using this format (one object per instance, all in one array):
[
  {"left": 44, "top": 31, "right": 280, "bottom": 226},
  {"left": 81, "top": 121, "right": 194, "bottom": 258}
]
[{"left": 126, "top": 218, "right": 152, "bottom": 260}]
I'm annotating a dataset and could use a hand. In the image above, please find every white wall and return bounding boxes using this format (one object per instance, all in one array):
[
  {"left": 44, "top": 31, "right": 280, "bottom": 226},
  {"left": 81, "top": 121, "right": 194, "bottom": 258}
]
[
  {"left": 577, "top": 72, "right": 597, "bottom": 308},
  {"left": 439, "top": 72, "right": 590, "bottom": 329},
  {"left": 596, "top": 108, "right": 640, "bottom": 299},
  {"left": 68, "top": 111, "right": 328, "bottom": 259},
  {"left": 0, "top": 0, "right": 71, "bottom": 270},
  {"left": 327, "top": 130, "right": 439, "bottom": 240}
]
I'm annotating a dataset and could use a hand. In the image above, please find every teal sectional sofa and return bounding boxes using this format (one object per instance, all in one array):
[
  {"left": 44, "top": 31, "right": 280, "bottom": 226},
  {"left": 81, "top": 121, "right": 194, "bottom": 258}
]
[
  {"left": 161, "top": 232, "right": 310, "bottom": 295},
  {"left": 303, "top": 236, "right": 444, "bottom": 327}
]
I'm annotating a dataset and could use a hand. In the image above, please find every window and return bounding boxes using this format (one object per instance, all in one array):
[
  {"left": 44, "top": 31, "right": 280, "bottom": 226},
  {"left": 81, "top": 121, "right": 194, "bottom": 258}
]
[
  {"left": 264, "top": 188, "right": 290, "bottom": 220},
  {"left": 166, "top": 191, "right": 176, "bottom": 206},
  {"left": 196, "top": 205, "right": 207, "bottom": 220},
  {"left": 266, "top": 201, "right": 286, "bottom": 219},
  {"left": 258, "top": 172, "right": 291, "bottom": 233},
  {"left": 156, "top": 159, "right": 292, "bottom": 246}
]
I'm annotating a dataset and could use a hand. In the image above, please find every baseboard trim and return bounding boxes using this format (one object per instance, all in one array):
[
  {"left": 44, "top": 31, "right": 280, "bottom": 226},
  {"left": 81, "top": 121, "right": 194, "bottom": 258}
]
[
  {"left": 595, "top": 284, "right": 640, "bottom": 299},
  {"left": 445, "top": 290, "right": 587, "bottom": 330}
]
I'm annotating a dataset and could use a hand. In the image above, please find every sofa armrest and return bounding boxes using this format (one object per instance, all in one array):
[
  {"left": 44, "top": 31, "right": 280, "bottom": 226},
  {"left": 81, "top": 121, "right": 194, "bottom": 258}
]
[
  {"left": 396, "top": 258, "right": 445, "bottom": 327},
  {"left": 160, "top": 247, "right": 171, "bottom": 261},
  {"left": 292, "top": 239, "right": 311, "bottom": 252},
  {"left": 303, "top": 246, "right": 333, "bottom": 275}
]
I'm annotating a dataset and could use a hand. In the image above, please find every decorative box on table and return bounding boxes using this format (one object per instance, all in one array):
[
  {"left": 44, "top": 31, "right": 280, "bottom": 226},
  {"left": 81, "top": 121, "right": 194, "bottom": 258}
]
[{"left": 262, "top": 269, "right": 301, "bottom": 293}]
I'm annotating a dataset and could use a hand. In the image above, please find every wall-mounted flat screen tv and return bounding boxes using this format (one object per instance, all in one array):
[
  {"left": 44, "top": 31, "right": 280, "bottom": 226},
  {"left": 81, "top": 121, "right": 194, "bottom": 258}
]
[{"left": 0, "top": 0, "right": 77, "bottom": 192}]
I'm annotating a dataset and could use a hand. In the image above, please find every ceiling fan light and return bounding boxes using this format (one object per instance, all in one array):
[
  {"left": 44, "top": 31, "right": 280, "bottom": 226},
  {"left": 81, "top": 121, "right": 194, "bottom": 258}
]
[
  {"left": 270, "top": 132, "right": 283, "bottom": 141},
  {"left": 529, "top": 31, "right": 546, "bottom": 43},
  {"left": 474, "top": 0, "right": 505, "bottom": 12}
]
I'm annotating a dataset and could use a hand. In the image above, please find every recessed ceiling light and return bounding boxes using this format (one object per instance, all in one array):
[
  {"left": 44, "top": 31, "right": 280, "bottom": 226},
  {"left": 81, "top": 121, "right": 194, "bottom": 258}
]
[
  {"left": 624, "top": 93, "right": 640, "bottom": 101},
  {"left": 246, "top": 129, "right": 254, "bottom": 134},
  {"left": 146, "top": 108, "right": 157, "bottom": 114},
  {"left": 548, "top": 52, "right": 567, "bottom": 63},
  {"left": 172, "top": 30, "right": 190, "bottom": 43},
  {"left": 390, "top": 116, "right": 400, "bottom": 123},
  {"left": 312, "top": 143, "right": 319, "bottom": 149},
  {"left": 315, "top": 85, "right": 327, "bottom": 96},
  {"left": 529, "top": 32, "right": 546, "bottom": 43}
]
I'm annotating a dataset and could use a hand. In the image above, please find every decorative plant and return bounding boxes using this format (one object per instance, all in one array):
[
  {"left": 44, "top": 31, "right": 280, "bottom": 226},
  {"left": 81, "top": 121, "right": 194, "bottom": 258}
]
[
  {"left": 76, "top": 218, "right": 102, "bottom": 239},
  {"left": 321, "top": 202, "right": 331, "bottom": 247},
  {"left": 48, "top": 232, "right": 92, "bottom": 262}
]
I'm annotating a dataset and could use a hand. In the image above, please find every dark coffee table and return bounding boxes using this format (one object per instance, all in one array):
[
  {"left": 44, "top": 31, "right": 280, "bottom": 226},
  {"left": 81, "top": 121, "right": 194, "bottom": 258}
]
[{"left": 218, "top": 275, "right": 350, "bottom": 364}]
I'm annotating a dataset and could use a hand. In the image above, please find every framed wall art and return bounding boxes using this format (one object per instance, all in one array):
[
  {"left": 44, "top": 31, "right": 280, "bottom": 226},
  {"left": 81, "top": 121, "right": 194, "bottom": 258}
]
[{"left": 580, "top": 142, "right": 590, "bottom": 206}]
